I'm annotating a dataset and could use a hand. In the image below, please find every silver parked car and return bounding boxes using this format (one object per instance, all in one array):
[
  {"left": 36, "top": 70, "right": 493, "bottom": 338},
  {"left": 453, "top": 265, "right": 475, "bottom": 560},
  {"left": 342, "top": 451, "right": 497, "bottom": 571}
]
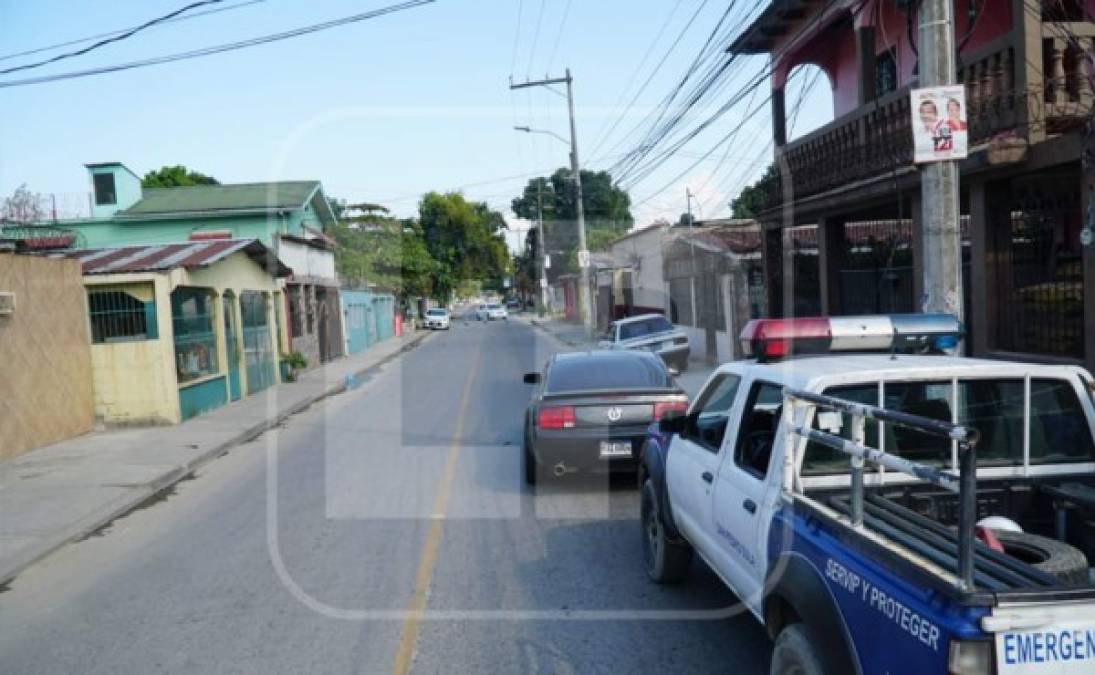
[{"left": 597, "top": 313, "right": 690, "bottom": 372}]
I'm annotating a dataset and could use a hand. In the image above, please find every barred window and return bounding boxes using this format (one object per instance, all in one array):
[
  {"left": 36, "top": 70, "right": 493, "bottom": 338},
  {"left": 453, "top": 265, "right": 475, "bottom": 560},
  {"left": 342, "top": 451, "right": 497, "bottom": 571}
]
[
  {"left": 171, "top": 288, "right": 218, "bottom": 383},
  {"left": 88, "top": 288, "right": 157, "bottom": 343}
]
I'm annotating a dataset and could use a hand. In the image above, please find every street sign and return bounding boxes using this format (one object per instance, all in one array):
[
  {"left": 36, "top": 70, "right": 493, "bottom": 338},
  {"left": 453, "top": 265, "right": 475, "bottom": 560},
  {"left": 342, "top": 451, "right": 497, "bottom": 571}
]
[
  {"left": 544, "top": 254, "right": 551, "bottom": 269},
  {"left": 577, "top": 249, "right": 590, "bottom": 268},
  {"left": 910, "top": 85, "right": 968, "bottom": 163}
]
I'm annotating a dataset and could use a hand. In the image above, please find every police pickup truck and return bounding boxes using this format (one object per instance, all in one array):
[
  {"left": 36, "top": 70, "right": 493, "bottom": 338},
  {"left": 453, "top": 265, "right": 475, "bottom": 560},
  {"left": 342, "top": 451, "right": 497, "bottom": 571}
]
[{"left": 639, "top": 315, "right": 1095, "bottom": 675}]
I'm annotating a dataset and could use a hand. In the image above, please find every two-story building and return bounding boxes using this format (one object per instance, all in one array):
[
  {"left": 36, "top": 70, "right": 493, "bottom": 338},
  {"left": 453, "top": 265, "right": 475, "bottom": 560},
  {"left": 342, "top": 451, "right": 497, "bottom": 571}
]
[
  {"left": 62, "top": 162, "right": 344, "bottom": 368},
  {"left": 733, "top": 0, "right": 1094, "bottom": 370}
]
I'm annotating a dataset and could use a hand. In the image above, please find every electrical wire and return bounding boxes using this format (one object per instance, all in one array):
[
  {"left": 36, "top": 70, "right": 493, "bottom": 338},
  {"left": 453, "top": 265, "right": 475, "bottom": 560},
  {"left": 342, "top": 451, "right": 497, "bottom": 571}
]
[
  {"left": 1, "top": 0, "right": 225, "bottom": 75},
  {"left": 544, "top": 0, "right": 573, "bottom": 74},
  {"left": 0, "top": 0, "right": 265, "bottom": 64},
  {"left": 0, "top": 0, "right": 436, "bottom": 89},
  {"left": 525, "top": 0, "right": 548, "bottom": 78}
]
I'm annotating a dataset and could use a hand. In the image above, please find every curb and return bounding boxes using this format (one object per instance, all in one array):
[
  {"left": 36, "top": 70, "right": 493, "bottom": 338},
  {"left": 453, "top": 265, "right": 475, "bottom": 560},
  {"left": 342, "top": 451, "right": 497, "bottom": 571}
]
[
  {"left": 0, "top": 331, "right": 431, "bottom": 588},
  {"left": 526, "top": 318, "right": 589, "bottom": 348}
]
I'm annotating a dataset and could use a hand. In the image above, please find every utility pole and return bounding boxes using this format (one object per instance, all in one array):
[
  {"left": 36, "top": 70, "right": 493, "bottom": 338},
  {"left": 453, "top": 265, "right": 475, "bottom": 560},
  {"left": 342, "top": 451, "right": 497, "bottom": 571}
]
[
  {"left": 918, "top": 0, "right": 964, "bottom": 325},
  {"left": 536, "top": 181, "right": 549, "bottom": 313},
  {"left": 511, "top": 68, "right": 593, "bottom": 337}
]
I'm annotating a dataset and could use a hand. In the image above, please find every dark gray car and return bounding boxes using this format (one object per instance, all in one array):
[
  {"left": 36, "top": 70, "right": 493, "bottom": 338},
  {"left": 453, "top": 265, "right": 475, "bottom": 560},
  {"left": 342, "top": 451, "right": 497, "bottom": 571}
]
[{"left": 521, "top": 350, "right": 688, "bottom": 484}]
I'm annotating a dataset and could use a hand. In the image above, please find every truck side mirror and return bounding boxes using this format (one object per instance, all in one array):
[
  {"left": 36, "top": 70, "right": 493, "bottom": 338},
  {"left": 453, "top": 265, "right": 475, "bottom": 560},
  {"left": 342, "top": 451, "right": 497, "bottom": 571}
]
[
  {"left": 523, "top": 372, "right": 541, "bottom": 385},
  {"left": 659, "top": 410, "right": 687, "bottom": 434}
]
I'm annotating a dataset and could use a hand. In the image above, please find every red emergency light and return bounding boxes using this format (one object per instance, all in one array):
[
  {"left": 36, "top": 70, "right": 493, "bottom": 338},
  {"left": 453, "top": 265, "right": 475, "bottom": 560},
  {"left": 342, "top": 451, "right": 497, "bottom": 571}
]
[{"left": 740, "top": 314, "right": 964, "bottom": 362}]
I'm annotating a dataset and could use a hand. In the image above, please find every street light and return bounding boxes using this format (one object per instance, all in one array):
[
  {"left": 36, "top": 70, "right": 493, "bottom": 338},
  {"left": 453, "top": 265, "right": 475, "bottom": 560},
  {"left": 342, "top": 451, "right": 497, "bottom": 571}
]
[{"left": 513, "top": 125, "right": 570, "bottom": 147}]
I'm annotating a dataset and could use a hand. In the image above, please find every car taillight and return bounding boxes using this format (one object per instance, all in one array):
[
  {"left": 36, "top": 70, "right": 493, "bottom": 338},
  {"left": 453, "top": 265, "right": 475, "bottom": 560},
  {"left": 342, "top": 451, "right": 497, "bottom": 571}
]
[
  {"left": 654, "top": 401, "right": 688, "bottom": 420},
  {"left": 538, "top": 406, "right": 576, "bottom": 429}
]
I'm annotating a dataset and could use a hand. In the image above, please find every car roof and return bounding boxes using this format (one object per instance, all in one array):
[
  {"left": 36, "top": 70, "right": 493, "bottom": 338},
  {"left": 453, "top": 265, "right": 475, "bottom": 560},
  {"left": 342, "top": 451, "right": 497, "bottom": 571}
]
[
  {"left": 614, "top": 313, "right": 669, "bottom": 325},
  {"left": 552, "top": 349, "right": 663, "bottom": 365},
  {"left": 713, "top": 353, "right": 1089, "bottom": 390}
]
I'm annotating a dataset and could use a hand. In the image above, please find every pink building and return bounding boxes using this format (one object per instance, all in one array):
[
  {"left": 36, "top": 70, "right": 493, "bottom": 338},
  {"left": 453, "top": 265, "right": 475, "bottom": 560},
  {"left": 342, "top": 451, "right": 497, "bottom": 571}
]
[{"left": 733, "top": 0, "right": 1095, "bottom": 370}]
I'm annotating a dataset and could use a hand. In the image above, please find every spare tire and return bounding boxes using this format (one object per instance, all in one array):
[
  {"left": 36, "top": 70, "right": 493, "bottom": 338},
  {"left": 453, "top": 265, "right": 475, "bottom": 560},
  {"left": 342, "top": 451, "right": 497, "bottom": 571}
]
[{"left": 992, "top": 529, "right": 1090, "bottom": 586}]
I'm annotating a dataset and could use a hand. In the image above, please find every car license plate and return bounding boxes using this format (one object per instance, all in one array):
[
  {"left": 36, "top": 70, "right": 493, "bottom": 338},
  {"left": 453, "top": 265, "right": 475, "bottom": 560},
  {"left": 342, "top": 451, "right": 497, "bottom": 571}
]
[{"left": 599, "top": 441, "right": 632, "bottom": 458}]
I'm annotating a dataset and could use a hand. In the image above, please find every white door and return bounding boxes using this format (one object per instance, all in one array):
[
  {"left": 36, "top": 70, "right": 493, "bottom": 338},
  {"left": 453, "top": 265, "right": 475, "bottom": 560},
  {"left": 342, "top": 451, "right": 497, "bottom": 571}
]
[
  {"left": 665, "top": 373, "right": 742, "bottom": 558},
  {"left": 712, "top": 379, "right": 784, "bottom": 609}
]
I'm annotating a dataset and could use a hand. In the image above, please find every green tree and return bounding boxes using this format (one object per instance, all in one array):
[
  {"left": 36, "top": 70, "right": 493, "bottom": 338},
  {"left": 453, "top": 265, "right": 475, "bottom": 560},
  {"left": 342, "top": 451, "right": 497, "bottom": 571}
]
[
  {"left": 417, "top": 192, "right": 510, "bottom": 302},
  {"left": 331, "top": 206, "right": 435, "bottom": 301},
  {"left": 141, "top": 165, "right": 219, "bottom": 188},
  {"left": 730, "top": 164, "right": 777, "bottom": 219},
  {"left": 511, "top": 169, "right": 632, "bottom": 277}
]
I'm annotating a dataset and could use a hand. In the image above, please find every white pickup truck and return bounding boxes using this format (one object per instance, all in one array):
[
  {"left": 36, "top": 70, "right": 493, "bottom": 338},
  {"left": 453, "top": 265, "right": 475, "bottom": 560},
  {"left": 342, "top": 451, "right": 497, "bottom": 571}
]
[{"left": 639, "top": 315, "right": 1095, "bottom": 675}]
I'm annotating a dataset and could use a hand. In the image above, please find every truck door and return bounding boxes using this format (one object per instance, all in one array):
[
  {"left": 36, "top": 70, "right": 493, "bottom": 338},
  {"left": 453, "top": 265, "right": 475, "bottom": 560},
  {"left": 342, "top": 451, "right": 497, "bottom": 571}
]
[
  {"left": 712, "top": 379, "right": 784, "bottom": 611},
  {"left": 665, "top": 373, "right": 742, "bottom": 555}
]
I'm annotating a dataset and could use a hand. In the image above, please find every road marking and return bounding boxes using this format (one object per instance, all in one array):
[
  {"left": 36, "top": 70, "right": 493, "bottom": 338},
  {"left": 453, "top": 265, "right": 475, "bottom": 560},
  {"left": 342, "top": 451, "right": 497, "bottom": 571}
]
[{"left": 391, "top": 343, "right": 482, "bottom": 675}]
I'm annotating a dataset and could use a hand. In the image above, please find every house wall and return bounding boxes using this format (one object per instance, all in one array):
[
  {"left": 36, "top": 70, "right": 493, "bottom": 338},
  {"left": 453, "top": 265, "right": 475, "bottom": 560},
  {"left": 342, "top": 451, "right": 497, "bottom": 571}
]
[
  {"left": 774, "top": 0, "right": 1013, "bottom": 119},
  {"left": 0, "top": 255, "right": 96, "bottom": 459},
  {"left": 88, "top": 165, "right": 142, "bottom": 219},
  {"left": 66, "top": 214, "right": 284, "bottom": 249},
  {"left": 609, "top": 226, "right": 669, "bottom": 313},
  {"left": 86, "top": 274, "right": 179, "bottom": 425},
  {"left": 277, "top": 238, "right": 336, "bottom": 279}
]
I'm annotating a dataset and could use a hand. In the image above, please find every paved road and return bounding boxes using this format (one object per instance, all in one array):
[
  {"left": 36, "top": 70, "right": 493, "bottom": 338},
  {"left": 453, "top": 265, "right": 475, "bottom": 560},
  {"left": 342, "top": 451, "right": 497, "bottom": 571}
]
[{"left": 0, "top": 318, "right": 771, "bottom": 674}]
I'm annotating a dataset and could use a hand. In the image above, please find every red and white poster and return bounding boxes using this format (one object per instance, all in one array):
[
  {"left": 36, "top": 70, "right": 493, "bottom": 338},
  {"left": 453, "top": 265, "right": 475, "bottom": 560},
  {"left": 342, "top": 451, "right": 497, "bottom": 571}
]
[{"left": 911, "top": 85, "right": 968, "bottom": 163}]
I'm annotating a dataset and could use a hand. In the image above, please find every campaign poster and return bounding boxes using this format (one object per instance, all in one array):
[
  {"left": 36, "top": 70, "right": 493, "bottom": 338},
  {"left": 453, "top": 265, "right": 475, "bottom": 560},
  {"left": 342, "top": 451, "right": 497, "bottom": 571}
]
[{"left": 911, "top": 86, "right": 968, "bottom": 163}]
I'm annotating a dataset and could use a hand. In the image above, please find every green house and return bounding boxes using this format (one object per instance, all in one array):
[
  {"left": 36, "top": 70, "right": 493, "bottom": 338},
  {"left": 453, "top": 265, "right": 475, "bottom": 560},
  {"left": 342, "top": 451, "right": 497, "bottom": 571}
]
[{"left": 61, "top": 163, "right": 345, "bottom": 367}]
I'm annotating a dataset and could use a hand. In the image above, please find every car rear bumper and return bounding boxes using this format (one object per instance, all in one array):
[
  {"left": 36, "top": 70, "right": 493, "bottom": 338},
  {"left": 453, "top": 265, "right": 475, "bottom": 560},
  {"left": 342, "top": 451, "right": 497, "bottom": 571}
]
[{"left": 531, "top": 427, "right": 648, "bottom": 474}]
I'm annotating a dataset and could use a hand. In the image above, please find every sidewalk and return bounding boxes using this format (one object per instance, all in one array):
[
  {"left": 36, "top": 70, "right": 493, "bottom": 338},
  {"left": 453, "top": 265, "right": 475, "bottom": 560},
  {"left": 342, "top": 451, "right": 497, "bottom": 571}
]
[
  {"left": 0, "top": 329, "right": 432, "bottom": 587},
  {"left": 519, "top": 313, "right": 717, "bottom": 396}
]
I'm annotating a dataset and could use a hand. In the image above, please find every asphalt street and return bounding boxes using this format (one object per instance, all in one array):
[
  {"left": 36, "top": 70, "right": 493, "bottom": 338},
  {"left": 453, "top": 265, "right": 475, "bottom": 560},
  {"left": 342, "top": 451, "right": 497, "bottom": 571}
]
[{"left": 0, "top": 316, "right": 771, "bottom": 674}]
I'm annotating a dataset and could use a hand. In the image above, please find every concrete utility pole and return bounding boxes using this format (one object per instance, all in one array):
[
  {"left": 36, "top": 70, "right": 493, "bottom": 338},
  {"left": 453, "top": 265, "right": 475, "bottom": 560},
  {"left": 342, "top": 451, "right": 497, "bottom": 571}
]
[
  {"left": 511, "top": 69, "right": 593, "bottom": 337},
  {"left": 536, "top": 181, "right": 549, "bottom": 313},
  {"left": 918, "top": 0, "right": 964, "bottom": 323}
]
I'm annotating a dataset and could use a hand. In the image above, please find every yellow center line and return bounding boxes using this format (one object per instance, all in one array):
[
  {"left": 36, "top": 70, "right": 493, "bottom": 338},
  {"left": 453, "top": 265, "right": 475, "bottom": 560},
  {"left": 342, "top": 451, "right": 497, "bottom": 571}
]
[{"left": 391, "top": 343, "right": 482, "bottom": 675}]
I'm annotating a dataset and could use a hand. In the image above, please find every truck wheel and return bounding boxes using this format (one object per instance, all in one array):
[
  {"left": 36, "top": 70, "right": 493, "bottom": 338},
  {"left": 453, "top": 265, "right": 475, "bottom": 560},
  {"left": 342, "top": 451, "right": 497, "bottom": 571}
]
[
  {"left": 771, "top": 624, "right": 826, "bottom": 675},
  {"left": 992, "top": 529, "right": 1089, "bottom": 586},
  {"left": 641, "top": 479, "right": 691, "bottom": 583}
]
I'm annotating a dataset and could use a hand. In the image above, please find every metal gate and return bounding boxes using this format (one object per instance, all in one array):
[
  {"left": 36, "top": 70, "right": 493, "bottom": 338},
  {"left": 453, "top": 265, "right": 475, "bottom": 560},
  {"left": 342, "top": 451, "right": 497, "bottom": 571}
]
[
  {"left": 993, "top": 176, "right": 1085, "bottom": 358},
  {"left": 241, "top": 291, "right": 276, "bottom": 394},
  {"left": 223, "top": 293, "right": 241, "bottom": 401}
]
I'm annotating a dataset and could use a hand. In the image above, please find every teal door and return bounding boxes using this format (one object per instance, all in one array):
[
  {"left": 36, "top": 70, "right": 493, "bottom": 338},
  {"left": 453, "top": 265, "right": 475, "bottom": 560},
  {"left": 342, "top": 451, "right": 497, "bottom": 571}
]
[
  {"left": 223, "top": 294, "right": 241, "bottom": 401},
  {"left": 241, "top": 292, "right": 276, "bottom": 394}
]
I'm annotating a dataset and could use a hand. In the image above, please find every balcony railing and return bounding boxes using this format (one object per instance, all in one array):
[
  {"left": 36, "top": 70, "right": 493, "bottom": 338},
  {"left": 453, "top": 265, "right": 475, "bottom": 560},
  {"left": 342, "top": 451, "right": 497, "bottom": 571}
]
[
  {"left": 1042, "top": 21, "right": 1095, "bottom": 134},
  {"left": 762, "top": 21, "right": 1093, "bottom": 212}
]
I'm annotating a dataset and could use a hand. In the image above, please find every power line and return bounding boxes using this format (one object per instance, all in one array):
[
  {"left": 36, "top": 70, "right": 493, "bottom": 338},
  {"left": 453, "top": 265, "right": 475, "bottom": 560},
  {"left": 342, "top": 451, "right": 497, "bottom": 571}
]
[
  {"left": 524, "top": 0, "right": 547, "bottom": 78},
  {"left": 1, "top": 0, "right": 226, "bottom": 75},
  {"left": 0, "top": 0, "right": 265, "bottom": 64},
  {"left": 0, "top": 0, "right": 436, "bottom": 89},
  {"left": 544, "top": 0, "right": 573, "bottom": 74},
  {"left": 509, "top": 0, "right": 525, "bottom": 76}
]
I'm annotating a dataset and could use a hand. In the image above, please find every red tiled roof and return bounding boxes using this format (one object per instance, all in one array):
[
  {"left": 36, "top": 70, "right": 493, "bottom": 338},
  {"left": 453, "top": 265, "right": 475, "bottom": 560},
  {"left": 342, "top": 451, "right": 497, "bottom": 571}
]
[{"left": 52, "top": 239, "right": 291, "bottom": 277}]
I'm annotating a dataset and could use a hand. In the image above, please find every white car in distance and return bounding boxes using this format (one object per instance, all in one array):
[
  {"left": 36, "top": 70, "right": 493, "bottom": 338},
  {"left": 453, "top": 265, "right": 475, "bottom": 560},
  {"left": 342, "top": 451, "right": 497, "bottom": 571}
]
[
  {"left": 477, "top": 303, "right": 508, "bottom": 321},
  {"left": 424, "top": 308, "right": 451, "bottom": 330}
]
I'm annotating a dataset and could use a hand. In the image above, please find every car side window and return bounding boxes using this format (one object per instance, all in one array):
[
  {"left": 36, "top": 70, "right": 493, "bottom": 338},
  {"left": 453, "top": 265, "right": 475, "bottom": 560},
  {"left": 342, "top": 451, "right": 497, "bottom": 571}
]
[
  {"left": 733, "top": 381, "right": 784, "bottom": 479},
  {"left": 684, "top": 374, "right": 742, "bottom": 453}
]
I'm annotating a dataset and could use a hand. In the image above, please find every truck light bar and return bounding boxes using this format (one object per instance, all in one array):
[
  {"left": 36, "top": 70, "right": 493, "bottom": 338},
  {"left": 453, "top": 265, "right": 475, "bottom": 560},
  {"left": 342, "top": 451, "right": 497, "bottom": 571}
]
[{"left": 740, "top": 314, "right": 963, "bottom": 362}]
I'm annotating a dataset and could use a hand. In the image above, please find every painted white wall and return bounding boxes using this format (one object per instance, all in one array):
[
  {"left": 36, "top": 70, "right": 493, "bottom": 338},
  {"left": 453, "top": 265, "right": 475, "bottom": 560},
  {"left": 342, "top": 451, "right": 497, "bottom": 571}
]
[
  {"left": 609, "top": 224, "right": 668, "bottom": 311},
  {"left": 278, "top": 239, "right": 336, "bottom": 280}
]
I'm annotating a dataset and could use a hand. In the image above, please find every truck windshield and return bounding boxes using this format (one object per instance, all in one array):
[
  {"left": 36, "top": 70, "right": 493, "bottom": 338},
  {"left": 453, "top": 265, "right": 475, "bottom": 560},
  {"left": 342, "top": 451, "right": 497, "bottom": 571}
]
[{"left": 801, "top": 378, "right": 1095, "bottom": 475}]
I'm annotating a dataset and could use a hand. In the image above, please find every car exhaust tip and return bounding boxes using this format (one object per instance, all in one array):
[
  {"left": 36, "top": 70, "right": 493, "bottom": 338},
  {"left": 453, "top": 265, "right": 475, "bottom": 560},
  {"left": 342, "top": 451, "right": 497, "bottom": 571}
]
[{"left": 553, "top": 462, "right": 569, "bottom": 477}]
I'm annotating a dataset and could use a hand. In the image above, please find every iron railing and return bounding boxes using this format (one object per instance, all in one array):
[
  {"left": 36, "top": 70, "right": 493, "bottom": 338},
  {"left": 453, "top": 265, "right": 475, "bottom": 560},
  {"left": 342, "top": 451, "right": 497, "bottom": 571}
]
[{"left": 783, "top": 388, "right": 981, "bottom": 589}]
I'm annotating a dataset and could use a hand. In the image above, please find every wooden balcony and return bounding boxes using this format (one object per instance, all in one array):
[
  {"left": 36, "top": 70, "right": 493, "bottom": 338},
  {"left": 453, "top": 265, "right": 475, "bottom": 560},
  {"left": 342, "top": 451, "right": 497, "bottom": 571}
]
[{"left": 763, "top": 22, "right": 1092, "bottom": 212}]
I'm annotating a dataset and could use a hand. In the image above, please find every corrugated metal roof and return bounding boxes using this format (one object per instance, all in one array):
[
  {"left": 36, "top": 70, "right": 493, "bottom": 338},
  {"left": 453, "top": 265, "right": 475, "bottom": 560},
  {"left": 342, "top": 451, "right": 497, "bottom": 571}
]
[
  {"left": 116, "top": 181, "right": 320, "bottom": 217},
  {"left": 53, "top": 239, "right": 292, "bottom": 277}
]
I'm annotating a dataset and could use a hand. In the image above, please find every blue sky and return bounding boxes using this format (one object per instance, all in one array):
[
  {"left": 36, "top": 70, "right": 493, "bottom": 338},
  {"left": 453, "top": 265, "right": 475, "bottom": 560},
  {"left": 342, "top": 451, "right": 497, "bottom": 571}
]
[{"left": 0, "top": 0, "right": 832, "bottom": 250}]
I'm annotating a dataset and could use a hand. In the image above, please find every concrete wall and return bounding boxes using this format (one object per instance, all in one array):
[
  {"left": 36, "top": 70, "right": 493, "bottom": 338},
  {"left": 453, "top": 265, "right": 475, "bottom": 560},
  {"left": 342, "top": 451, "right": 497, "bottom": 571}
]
[
  {"left": 609, "top": 225, "right": 669, "bottom": 313},
  {"left": 277, "top": 238, "right": 336, "bottom": 279},
  {"left": 0, "top": 254, "right": 95, "bottom": 458},
  {"left": 85, "top": 275, "right": 179, "bottom": 425}
]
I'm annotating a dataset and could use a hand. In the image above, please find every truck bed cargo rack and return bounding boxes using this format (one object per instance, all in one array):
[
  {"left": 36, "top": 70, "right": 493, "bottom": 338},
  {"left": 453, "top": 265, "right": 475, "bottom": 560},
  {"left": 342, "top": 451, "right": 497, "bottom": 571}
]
[{"left": 783, "top": 387, "right": 983, "bottom": 589}]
